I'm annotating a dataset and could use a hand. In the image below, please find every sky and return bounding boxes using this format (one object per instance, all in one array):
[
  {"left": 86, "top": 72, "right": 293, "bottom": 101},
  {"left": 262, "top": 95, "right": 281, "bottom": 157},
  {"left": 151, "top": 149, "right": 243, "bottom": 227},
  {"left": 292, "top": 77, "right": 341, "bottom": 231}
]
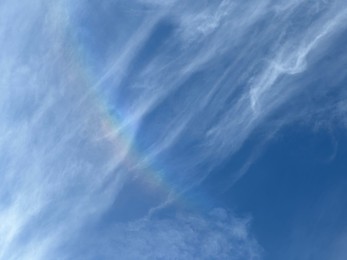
[{"left": 1, "top": 0, "right": 347, "bottom": 259}]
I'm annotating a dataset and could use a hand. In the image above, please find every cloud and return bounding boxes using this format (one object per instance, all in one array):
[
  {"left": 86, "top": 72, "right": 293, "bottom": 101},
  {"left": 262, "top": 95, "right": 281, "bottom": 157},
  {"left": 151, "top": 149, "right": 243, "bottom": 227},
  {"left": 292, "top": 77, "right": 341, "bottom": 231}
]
[
  {"left": 64, "top": 209, "right": 262, "bottom": 260},
  {"left": 1, "top": 0, "right": 347, "bottom": 259},
  {"left": 0, "top": 1, "right": 132, "bottom": 258}
]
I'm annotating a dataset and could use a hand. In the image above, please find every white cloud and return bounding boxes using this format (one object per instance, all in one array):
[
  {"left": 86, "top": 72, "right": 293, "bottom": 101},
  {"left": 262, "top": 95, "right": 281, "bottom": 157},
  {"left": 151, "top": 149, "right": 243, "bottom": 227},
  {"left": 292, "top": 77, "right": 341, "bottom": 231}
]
[
  {"left": 1, "top": 0, "right": 347, "bottom": 259},
  {"left": 65, "top": 209, "right": 262, "bottom": 260}
]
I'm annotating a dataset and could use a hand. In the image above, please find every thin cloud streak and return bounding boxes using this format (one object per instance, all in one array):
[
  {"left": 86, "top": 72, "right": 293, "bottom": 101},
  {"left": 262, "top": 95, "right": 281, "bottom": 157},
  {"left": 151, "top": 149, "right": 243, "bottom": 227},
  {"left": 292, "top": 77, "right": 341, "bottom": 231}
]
[{"left": 1, "top": 0, "right": 347, "bottom": 259}]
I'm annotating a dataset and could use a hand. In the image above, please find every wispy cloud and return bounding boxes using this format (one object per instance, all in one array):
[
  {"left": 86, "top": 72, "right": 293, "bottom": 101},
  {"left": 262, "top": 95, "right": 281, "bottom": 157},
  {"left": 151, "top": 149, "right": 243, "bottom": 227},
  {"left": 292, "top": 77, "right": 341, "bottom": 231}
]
[
  {"left": 1, "top": 0, "right": 347, "bottom": 259},
  {"left": 63, "top": 209, "right": 262, "bottom": 260}
]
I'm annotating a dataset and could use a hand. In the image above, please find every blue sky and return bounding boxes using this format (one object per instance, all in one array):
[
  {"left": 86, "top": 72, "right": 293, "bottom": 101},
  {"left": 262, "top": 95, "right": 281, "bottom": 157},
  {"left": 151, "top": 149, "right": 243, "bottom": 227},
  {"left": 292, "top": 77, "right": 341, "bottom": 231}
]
[{"left": 1, "top": 0, "right": 347, "bottom": 259}]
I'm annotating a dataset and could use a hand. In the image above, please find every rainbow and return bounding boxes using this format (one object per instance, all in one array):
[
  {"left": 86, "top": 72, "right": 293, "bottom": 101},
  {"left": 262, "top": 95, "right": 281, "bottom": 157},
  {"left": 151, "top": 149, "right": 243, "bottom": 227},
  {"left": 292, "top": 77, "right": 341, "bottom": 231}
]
[{"left": 63, "top": 7, "right": 213, "bottom": 214}]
